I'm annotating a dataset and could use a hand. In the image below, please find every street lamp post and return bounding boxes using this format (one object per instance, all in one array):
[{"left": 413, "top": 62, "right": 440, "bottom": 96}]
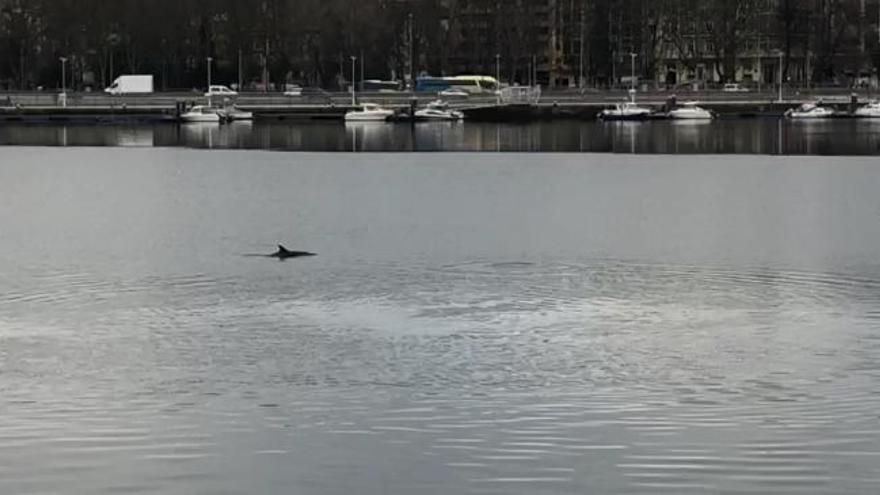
[
  {"left": 532, "top": 55, "right": 539, "bottom": 86},
  {"left": 629, "top": 52, "right": 637, "bottom": 103},
  {"left": 206, "top": 56, "right": 213, "bottom": 91},
  {"left": 579, "top": 6, "right": 585, "bottom": 88},
  {"left": 495, "top": 53, "right": 501, "bottom": 83},
  {"left": 59, "top": 56, "right": 68, "bottom": 107},
  {"left": 408, "top": 13, "right": 414, "bottom": 89},
  {"left": 238, "top": 48, "right": 243, "bottom": 92},
  {"left": 351, "top": 56, "right": 357, "bottom": 106},
  {"left": 778, "top": 51, "right": 784, "bottom": 103}
]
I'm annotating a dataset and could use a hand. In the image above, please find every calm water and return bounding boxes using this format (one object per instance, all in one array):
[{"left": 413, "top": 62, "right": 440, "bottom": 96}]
[
  {"left": 2, "top": 149, "right": 880, "bottom": 494},
  {"left": 4, "top": 119, "right": 880, "bottom": 154}
]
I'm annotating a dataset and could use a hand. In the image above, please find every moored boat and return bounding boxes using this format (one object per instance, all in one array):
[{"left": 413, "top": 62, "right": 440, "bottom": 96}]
[
  {"left": 414, "top": 100, "right": 464, "bottom": 121},
  {"left": 667, "top": 102, "right": 715, "bottom": 120},
  {"left": 785, "top": 102, "right": 834, "bottom": 119},
  {"left": 853, "top": 101, "right": 880, "bottom": 118},
  {"left": 220, "top": 105, "right": 253, "bottom": 121},
  {"left": 180, "top": 105, "right": 221, "bottom": 123},
  {"left": 344, "top": 103, "right": 395, "bottom": 122},
  {"left": 598, "top": 102, "right": 653, "bottom": 121}
]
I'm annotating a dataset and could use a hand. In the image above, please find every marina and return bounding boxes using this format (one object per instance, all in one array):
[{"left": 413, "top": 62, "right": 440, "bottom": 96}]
[{"left": 4, "top": 89, "right": 880, "bottom": 123}]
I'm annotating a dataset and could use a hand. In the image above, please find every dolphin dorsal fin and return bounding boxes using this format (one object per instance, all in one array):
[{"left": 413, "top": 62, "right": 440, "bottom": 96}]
[{"left": 278, "top": 245, "right": 289, "bottom": 253}]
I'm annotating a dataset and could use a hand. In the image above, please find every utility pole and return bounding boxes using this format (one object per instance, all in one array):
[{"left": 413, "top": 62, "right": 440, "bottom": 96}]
[
  {"left": 579, "top": 3, "right": 585, "bottom": 88},
  {"left": 238, "top": 48, "right": 243, "bottom": 91},
  {"left": 778, "top": 51, "right": 784, "bottom": 103},
  {"left": 59, "top": 56, "right": 68, "bottom": 107},
  {"left": 206, "top": 56, "right": 213, "bottom": 90},
  {"left": 533, "top": 54, "right": 537, "bottom": 87},
  {"left": 408, "top": 13, "right": 415, "bottom": 89},
  {"left": 611, "top": 52, "right": 617, "bottom": 88},
  {"left": 19, "top": 43, "right": 24, "bottom": 90},
  {"left": 495, "top": 53, "right": 501, "bottom": 82},
  {"left": 527, "top": 58, "right": 531, "bottom": 86},
  {"left": 861, "top": 0, "right": 867, "bottom": 54},
  {"left": 630, "top": 52, "right": 636, "bottom": 101},
  {"left": 351, "top": 55, "right": 357, "bottom": 106},
  {"left": 360, "top": 49, "right": 365, "bottom": 91},
  {"left": 263, "top": 38, "right": 270, "bottom": 92}
]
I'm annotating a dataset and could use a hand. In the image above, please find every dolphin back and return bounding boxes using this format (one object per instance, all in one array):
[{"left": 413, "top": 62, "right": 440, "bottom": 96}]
[{"left": 274, "top": 245, "right": 316, "bottom": 258}]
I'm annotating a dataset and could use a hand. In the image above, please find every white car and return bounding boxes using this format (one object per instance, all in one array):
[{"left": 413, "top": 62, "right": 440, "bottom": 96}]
[
  {"left": 205, "top": 85, "right": 238, "bottom": 97},
  {"left": 722, "top": 83, "right": 750, "bottom": 93},
  {"left": 439, "top": 88, "right": 469, "bottom": 98},
  {"left": 283, "top": 86, "right": 303, "bottom": 97}
]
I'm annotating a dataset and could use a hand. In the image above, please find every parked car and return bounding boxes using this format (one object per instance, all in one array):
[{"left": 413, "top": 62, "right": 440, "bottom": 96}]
[
  {"left": 205, "top": 85, "right": 238, "bottom": 97},
  {"left": 722, "top": 83, "right": 750, "bottom": 93},
  {"left": 439, "top": 88, "right": 470, "bottom": 98},
  {"left": 283, "top": 85, "right": 303, "bottom": 97}
]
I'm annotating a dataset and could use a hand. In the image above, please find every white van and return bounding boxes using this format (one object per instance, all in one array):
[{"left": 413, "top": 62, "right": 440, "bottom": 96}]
[{"left": 105, "top": 75, "right": 154, "bottom": 95}]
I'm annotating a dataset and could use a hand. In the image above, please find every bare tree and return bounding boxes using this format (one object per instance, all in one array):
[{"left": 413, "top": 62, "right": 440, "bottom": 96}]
[{"left": 699, "top": 0, "right": 760, "bottom": 83}]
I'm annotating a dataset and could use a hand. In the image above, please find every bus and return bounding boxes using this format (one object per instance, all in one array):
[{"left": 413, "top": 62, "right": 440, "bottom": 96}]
[
  {"left": 449, "top": 76, "right": 500, "bottom": 94},
  {"left": 362, "top": 79, "right": 403, "bottom": 92},
  {"left": 415, "top": 75, "right": 500, "bottom": 94}
]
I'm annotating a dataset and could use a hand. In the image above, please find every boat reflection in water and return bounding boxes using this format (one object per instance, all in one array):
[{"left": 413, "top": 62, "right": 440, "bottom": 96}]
[
  {"left": 345, "top": 121, "right": 398, "bottom": 152},
  {"left": 0, "top": 125, "right": 155, "bottom": 147},
  {"left": 5, "top": 120, "right": 880, "bottom": 155},
  {"left": 178, "top": 120, "right": 254, "bottom": 149}
]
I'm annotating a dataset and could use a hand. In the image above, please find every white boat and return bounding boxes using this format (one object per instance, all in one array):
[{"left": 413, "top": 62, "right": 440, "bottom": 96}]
[
  {"left": 414, "top": 100, "right": 464, "bottom": 121},
  {"left": 785, "top": 102, "right": 834, "bottom": 119},
  {"left": 344, "top": 103, "right": 394, "bottom": 122},
  {"left": 599, "top": 102, "right": 653, "bottom": 121},
  {"left": 854, "top": 101, "right": 880, "bottom": 118},
  {"left": 667, "top": 102, "right": 714, "bottom": 120},
  {"left": 218, "top": 105, "right": 253, "bottom": 121},
  {"left": 180, "top": 105, "right": 221, "bottom": 123}
]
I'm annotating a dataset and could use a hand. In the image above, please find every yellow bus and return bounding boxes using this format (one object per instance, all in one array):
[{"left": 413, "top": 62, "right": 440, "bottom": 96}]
[
  {"left": 448, "top": 76, "right": 500, "bottom": 94},
  {"left": 415, "top": 75, "right": 501, "bottom": 94}
]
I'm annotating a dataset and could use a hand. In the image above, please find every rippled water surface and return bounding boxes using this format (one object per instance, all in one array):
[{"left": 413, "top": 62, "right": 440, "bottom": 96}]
[{"left": 2, "top": 149, "right": 880, "bottom": 494}]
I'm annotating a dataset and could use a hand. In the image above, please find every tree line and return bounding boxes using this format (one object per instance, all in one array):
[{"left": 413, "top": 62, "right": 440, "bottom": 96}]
[{"left": 0, "top": 0, "right": 876, "bottom": 91}]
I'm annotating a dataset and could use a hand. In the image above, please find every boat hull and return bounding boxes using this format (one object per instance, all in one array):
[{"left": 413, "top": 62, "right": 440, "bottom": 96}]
[
  {"left": 344, "top": 111, "right": 393, "bottom": 122},
  {"left": 225, "top": 110, "right": 253, "bottom": 121},
  {"left": 180, "top": 114, "right": 220, "bottom": 123},
  {"left": 667, "top": 110, "right": 714, "bottom": 120},
  {"left": 786, "top": 112, "right": 834, "bottom": 119},
  {"left": 853, "top": 109, "right": 880, "bottom": 118},
  {"left": 414, "top": 110, "right": 463, "bottom": 121},
  {"left": 785, "top": 104, "right": 835, "bottom": 119},
  {"left": 598, "top": 113, "right": 652, "bottom": 121},
  {"left": 344, "top": 115, "right": 391, "bottom": 122}
]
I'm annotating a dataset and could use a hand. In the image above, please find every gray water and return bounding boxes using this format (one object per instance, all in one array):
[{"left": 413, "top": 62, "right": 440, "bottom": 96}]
[
  {"left": 2, "top": 148, "right": 880, "bottom": 494},
  {"left": 4, "top": 119, "right": 880, "bottom": 154}
]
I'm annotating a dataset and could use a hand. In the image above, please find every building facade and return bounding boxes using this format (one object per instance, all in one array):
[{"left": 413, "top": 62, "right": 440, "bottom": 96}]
[
  {"left": 444, "top": 0, "right": 582, "bottom": 86},
  {"left": 652, "top": 0, "right": 880, "bottom": 89},
  {"left": 440, "top": 0, "right": 880, "bottom": 89}
]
